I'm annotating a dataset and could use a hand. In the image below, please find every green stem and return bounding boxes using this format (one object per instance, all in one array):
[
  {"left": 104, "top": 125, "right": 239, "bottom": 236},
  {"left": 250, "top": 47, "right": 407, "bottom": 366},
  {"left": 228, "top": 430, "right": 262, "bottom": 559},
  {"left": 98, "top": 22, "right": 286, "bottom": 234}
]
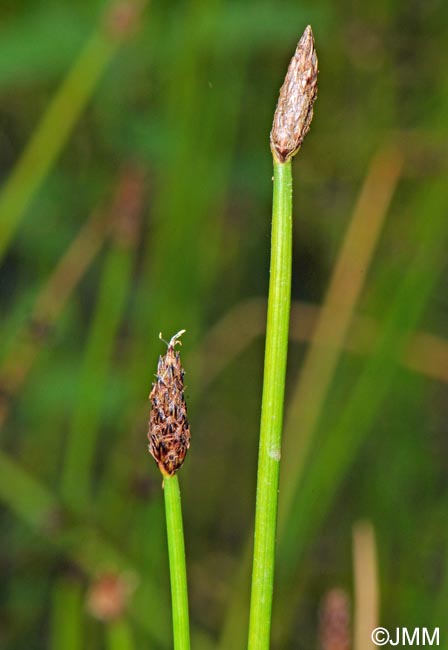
[
  {"left": 164, "top": 474, "right": 191, "bottom": 650},
  {"left": 248, "top": 158, "right": 292, "bottom": 650}
]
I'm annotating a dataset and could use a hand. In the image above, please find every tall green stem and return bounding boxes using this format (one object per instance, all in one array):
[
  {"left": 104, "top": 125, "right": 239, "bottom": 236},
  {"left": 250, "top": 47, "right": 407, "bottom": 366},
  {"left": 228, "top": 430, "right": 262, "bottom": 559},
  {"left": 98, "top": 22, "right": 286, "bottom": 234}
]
[
  {"left": 164, "top": 474, "right": 190, "bottom": 650},
  {"left": 248, "top": 159, "right": 292, "bottom": 649}
]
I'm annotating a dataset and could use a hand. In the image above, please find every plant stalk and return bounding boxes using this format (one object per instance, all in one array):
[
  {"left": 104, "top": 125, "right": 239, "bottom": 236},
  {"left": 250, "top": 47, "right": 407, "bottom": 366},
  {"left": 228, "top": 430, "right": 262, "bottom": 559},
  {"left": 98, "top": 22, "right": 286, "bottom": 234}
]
[
  {"left": 248, "top": 158, "right": 292, "bottom": 649},
  {"left": 164, "top": 474, "right": 190, "bottom": 650}
]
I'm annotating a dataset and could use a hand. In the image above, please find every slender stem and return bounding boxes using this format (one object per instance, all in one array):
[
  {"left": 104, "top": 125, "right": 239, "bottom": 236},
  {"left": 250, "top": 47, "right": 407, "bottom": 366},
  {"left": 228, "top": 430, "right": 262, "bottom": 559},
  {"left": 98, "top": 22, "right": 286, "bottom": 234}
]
[
  {"left": 248, "top": 158, "right": 292, "bottom": 650},
  {"left": 164, "top": 474, "right": 190, "bottom": 650}
]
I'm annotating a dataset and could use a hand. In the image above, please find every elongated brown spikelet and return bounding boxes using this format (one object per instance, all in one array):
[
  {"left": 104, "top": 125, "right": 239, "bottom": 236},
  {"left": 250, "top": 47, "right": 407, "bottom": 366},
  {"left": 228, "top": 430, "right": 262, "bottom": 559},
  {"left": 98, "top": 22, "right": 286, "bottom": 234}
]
[
  {"left": 148, "top": 330, "right": 190, "bottom": 477},
  {"left": 270, "top": 25, "right": 318, "bottom": 163}
]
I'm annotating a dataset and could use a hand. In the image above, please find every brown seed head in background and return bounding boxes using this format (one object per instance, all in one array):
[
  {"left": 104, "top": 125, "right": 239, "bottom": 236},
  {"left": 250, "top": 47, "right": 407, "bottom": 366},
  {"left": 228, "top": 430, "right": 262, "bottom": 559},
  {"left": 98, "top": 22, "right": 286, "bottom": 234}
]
[
  {"left": 319, "top": 588, "right": 351, "bottom": 650},
  {"left": 148, "top": 330, "right": 191, "bottom": 477},
  {"left": 270, "top": 25, "right": 318, "bottom": 163}
]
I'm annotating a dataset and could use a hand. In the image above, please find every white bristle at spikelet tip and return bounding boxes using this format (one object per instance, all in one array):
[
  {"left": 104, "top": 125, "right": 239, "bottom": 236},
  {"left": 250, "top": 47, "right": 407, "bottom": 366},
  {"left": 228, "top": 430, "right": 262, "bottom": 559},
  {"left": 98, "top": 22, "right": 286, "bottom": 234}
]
[
  {"left": 159, "top": 329, "right": 187, "bottom": 349},
  {"left": 168, "top": 329, "right": 186, "bottom": 348}
]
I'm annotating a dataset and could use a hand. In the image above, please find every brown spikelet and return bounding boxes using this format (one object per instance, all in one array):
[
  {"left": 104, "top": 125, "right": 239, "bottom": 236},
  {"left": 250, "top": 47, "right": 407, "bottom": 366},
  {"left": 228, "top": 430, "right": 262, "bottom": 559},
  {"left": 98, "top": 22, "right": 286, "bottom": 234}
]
[
  {"left": 148, "top": 330, "right": 191, "bottom": 477},
  {"left": 270, "top": 25, "right": 318, "bottom": 163},
  {"left": 319, "top": 588, "right": 351, "bottom": 650}
]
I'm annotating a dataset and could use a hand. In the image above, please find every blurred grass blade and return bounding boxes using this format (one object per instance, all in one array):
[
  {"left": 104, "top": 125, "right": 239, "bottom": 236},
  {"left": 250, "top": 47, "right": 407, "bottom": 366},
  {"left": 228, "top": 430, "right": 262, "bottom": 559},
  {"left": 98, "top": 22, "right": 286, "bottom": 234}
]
[
  {"left": 0, "top": 448, "right": 168, "bottom": 645},
  {"left": 218, "top": 542, "right": 252, "bottom": 650},
  {"left": 107, "top": 619, "right": 136, "bottom": 650},
  {"left": 193, "top": 296, "right": 448, "bottom": 393},
  {"left": 278, "top": 146, "right": 403, "bottom": 533},
  {"left": 0, "top": 7, "right": 87, "bottom": 91},
  {"left": 61, "top": 167, "right": 144, "bottom": 510},
  {"left": 276, "top": 177, "right": 448, "bottom": 600},
  {"left": 129, "top": 0, "right": 247, "bottom": 390},
  {"left": 0, "top": 449, "right": 57, "bottom": 528},
  {"left": 0, "top": 209, "right": 107, "bottom": 430},
  {"left": 50, "top": 578, "right": 84, "bottom": 650},
  {"left": 0, "top": 0, "right": 145, "bottom": 262},
  {"left": 353, "top": 521, "right": 379, "bottom": 650}
]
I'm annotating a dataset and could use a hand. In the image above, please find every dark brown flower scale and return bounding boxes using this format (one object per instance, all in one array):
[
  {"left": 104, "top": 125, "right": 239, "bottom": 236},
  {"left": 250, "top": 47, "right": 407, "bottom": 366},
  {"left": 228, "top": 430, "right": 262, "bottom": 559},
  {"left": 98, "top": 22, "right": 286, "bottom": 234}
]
[
  {"left": 270, "top": 25, "right": 318, "bottom": 163},
  {"left": 148, "top": 330, "right": 190, "bottom": 477}
]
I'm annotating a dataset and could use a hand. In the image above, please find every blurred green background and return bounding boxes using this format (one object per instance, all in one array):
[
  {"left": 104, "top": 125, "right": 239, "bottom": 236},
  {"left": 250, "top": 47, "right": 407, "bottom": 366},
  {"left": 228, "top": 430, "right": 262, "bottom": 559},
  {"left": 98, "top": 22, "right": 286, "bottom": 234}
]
[{"left": 1, "top": 0, "right": 447, "bottom": 648}]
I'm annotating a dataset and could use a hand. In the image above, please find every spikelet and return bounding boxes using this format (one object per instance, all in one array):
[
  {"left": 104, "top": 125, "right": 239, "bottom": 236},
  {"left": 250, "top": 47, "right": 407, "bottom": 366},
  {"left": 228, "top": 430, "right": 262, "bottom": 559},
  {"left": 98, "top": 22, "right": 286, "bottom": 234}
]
[
  {"left": 270, "top": 25, "right": 318, "bottom": 163},
  {"left": 148, "top": 330, "right": 190, "bottom": 476}
]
